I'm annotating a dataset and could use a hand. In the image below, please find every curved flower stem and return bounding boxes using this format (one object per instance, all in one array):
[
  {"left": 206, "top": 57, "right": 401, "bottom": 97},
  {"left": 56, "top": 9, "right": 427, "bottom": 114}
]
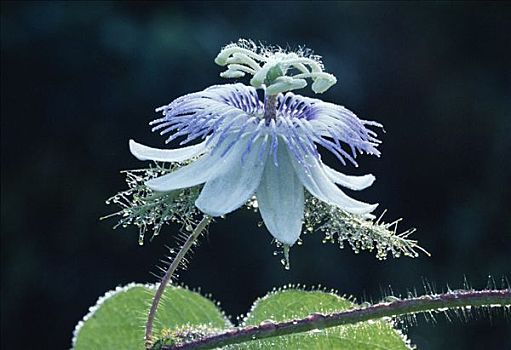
[
  {"left": 164, "top": 289, "right": 511, "bottom": 350},
  {"left": 145, "top": 215, "right": 212, "bottom": 349}
]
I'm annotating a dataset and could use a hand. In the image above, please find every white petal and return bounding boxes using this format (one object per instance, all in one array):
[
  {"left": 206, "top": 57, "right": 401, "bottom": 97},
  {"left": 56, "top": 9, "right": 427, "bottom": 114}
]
[
  {"left": 195, "top": 137, "right": 269, "bottom": 217},
  {"left": 290, "top": 152, "right": 378, "bottom": 215},
  {"left": 129, "top": 139, "right": 207, "bottom": 162},
  {"left": 256, "top": 145, "right": 304, "bottom": 246},
  {"left": 324, "top": 165, "right": 375, "bottom": 190},
  {"left": 145, "top": 137, "right": 239, "bottom": 192}
]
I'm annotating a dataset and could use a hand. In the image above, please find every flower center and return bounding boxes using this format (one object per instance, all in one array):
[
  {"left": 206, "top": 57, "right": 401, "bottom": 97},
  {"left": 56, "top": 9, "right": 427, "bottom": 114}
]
[{"left": 215, "top": 39, "right": 338, "bottom": 95}]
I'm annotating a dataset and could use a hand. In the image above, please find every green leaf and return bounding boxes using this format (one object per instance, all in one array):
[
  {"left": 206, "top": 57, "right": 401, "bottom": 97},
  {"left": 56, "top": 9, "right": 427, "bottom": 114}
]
[
  {"left": 230, "top": 288, "right": 412, "bottom": 350},
  {"left": 72, "top": 283, "right": 230, "bottom": 350},
  {"left": 73, "top": 285, "right": 412, "bottom": 350}
]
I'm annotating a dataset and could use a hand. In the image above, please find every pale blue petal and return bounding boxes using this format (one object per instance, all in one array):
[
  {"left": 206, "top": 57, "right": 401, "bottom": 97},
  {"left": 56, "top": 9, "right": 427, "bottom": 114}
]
[
  {"left": 195, "top": 137, "right": 269, "bottom": 216},
  {"left": 324, "top": 165, "right": 375, "bottom": 191},
  {"left": 129, "top": 139, "right": 207, "bottom": 162},
  {"left": 256, "top": 144, "right": 304, "bottom": 246},
  {"left": 290, "top": 152, "right": 378, "bottom": 215},
  {"left": 145, "top": 136, "right": 239, "bottom": 192}
]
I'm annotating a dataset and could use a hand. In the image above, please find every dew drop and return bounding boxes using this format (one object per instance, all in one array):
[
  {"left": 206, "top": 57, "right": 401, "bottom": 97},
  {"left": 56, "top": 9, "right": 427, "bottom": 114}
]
[{"left": 282, "top": 244, "right": 291, "bottom": 270}]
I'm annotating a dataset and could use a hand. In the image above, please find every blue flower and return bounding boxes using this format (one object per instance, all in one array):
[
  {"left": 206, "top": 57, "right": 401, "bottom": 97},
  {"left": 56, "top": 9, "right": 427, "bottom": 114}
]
[{"left": 130, "top": 83, "right": 382, "bottom": 246}]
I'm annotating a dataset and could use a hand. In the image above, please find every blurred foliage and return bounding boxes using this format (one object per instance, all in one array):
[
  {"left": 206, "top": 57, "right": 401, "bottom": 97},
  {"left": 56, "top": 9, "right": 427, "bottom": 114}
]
[{"left": 1, "top": 1, "right": 510, "bottom": 349}]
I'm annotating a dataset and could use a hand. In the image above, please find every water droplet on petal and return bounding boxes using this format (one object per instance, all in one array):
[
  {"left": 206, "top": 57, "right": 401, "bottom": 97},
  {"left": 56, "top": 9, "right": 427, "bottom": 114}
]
[{"left": 281, "top": 244, "right": 291, "bottom": 270}]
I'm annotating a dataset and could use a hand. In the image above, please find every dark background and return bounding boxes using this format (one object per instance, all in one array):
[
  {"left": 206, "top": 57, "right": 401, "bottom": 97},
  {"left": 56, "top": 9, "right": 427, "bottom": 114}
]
[{"left": 1, "top": 1, "right": 510, "bottom": 349}]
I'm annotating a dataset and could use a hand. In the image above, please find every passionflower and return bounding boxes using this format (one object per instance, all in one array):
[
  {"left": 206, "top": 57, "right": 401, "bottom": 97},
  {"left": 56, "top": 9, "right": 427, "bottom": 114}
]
[{"left": 129, "top": 41, "right": 383, "bottom": 246}]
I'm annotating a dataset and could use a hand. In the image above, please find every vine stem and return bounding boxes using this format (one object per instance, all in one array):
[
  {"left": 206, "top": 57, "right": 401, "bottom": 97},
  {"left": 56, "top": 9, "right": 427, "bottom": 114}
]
[
  {"left": 145, "top": 215, "right": 212, "bottom": 349},
  {"left": 164, "top": 289, "right": 511, "bottom": 350}
]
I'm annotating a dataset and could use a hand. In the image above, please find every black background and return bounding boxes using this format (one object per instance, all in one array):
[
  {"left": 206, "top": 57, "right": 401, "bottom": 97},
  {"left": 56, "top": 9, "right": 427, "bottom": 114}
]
[{"left": 1, "top": 2, "right": 510, "bottom": 349}]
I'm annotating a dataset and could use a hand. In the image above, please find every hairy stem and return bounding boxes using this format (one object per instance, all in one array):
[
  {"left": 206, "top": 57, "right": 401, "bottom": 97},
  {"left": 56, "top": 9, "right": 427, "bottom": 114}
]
[
  {"left": 164, "top": 289, "right": 511, "bottom": 350},
  {"left": 145, "top": 215, "right": 212, "bottom": 348}
]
